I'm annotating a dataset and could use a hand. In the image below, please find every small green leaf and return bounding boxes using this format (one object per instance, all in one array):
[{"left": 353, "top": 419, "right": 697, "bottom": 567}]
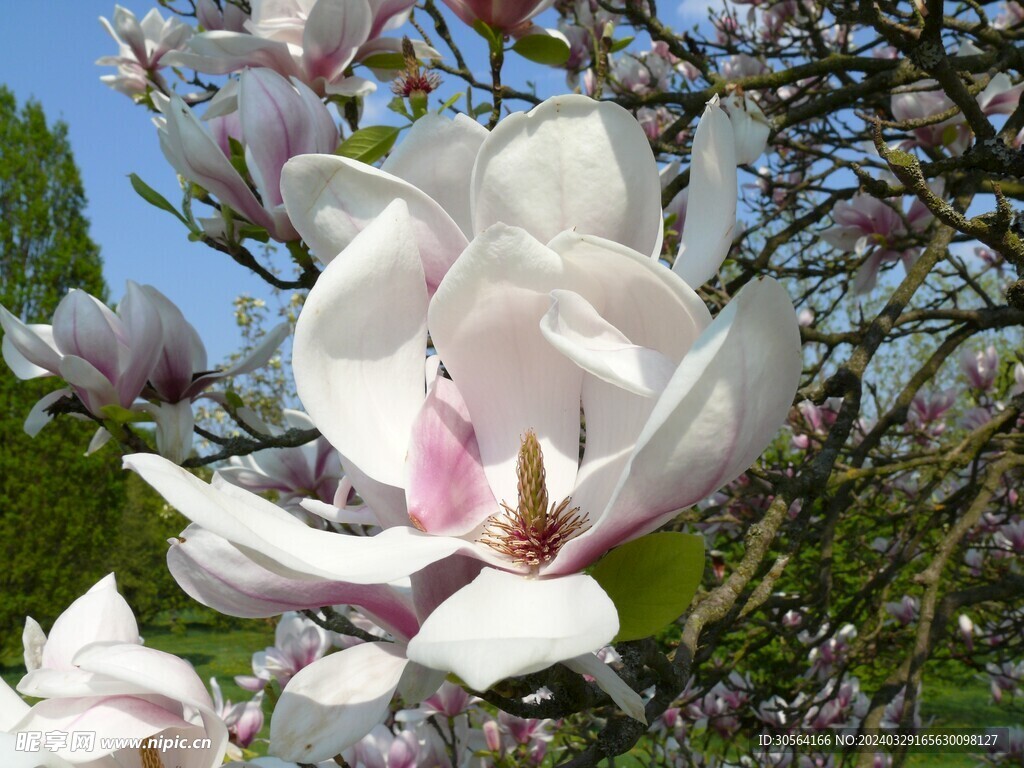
[
  {"left": 472, "top": 102, "right": 493, "bottom": 118},
  {"left": 236, "top": 225, "right": 270, "bottom": 243},
  {"left": 336, "top": 125, "right": 402, "bottom": 164},
  {"left": 589, "top": 532, "right": 705, "bottom": 642},
  {"left": 98, "top": 404, "right": 151, "bottom": 424},
  {"left": 608, "top": 36, "right": 635, "bottom": 54},
  {"left": 360, "top": 52, "right": 406, "bottom": 71},
  {"left": 438, "top": 91, "right": 464, "bottom": 113},
  {"left": 472, "top": 19, "right": 501, "bottom": 50},
  {"left": 224, "top": 391, "right": 245, "bottom": 409},
  {"left": 511, "top": 33, "right": 571, "bottom": 66},
  {"left": 388, "top": 96, "right": 413, "bottom": 119},
  {"left": 128, "top": 174, "right": 190, "bottom": 227}
]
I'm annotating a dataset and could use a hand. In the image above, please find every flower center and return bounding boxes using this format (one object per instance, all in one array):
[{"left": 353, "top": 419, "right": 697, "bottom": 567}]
[
  {"left": 479, "top": 430, "right": 589, "bottom": 574},
  {"left": 140, "top": 746, "right": 164, "bottom": 768}
]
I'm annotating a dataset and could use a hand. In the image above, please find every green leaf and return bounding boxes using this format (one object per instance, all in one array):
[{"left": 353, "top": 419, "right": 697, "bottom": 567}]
[
  {"left": 98, "top": 404, "right": 152, "bottom": 424},
  {"left": 336, "top": 125, "right": 402, "bottom": 164},
  {"left": 224, "top": 391, "right": 245, "bottom": 409},
  {"left": 589, "top": 532, "right": 705, "bottom": 642},
  {"left": 388, "top": 96, "right": 413, "bottom": 119},
  {"left": 438, "top": 91, "right": 464, "bottom": 114},
  {"left": 608, "top": 36, "right": 635, "bottom": 54},
  {"left": 472, "top": 102, "right": 493, "bottom": 118},
  {"left": 511, "top": 33, "right": 571, "bottom": 66},
  {"left": 128, "top": 174, "right": 190, "bottom": 227},
  {"left": 472, "top": 19, "right": 501, "bottom": 50},
  {"left": 360, "top": 52, "right": 406, "bottom": 71}
]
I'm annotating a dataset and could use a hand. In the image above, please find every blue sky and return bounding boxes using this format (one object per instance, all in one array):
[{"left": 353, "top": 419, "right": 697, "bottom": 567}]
[{"left": 1, "top": 1, "right": 707, "bottom": 362}]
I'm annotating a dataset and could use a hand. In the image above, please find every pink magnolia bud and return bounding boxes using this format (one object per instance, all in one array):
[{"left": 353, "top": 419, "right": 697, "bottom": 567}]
[{"left": 442, "top": 0, "right": 554, "bottom": 32}]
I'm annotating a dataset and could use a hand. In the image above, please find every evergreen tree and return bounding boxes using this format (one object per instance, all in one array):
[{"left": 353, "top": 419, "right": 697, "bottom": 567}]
[{"left": 0, "top": 87, "right": 183, "bottom": 656}]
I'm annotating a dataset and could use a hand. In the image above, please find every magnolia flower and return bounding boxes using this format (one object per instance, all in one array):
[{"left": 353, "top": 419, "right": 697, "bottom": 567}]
[
  {"left": 196, "top": 0, "right": 249, "bottom": 32},
  {"left": 165, "top": 0, "right": 423, "bottom": 96},
  {"left": 442, "top": 0, "right": 554, "bottom": 32},
  {"left": 5, "top": 575, "right": 226, "bottom": 767},
  {"left": 97, "top": 5, "right": 193, "bottom": 96},
  {"left": 0, "top": 282, "right": 162, "bottom": 439},
  {"left": 219, "top": 409, "right": 347, "bottom": 524},
  {"left": 960, "top": 345, "right": 999, "bottom": 391},
  {"left": 154, "top": 67, "right": 338, "bottom": 243},
  {"left": 127, "top": 94, "right": 800, "bottom": 759},
  {"left": 819, "top": 191, "right": 934, "bottom": 293}
]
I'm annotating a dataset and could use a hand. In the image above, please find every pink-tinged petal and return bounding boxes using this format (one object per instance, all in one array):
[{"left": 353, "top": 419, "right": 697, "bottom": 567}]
[
  {"left": 157, "top": 95, "right": 276, "bottom": 232},
  {"left": 142, "top": 285, "right": 207, "bottom": 402},
  {"left": 240, "top": 68, "right": 308, "bottom": 208},
  {"left": 472, "top": 95, "right": 662, "bottom": 256},
  {"left": 673, "top": 96, "right": 737, "bottom": 289},
  {"left": 0, "top": 678, "right": 28, "bottom": 730},
  {"left": 540, "top": 290, "right": 676, "bottom": 398},
  {"left": 24, "top": 389, "right": 71, "bottom": 437},
  {"left": 124, "top": 453, "right": 469, "bottom": 584},
  {"left": 168, "top": 524, "right": 420, "bottom": 640},
  {"left": 163, "top": 32, "right": 300, "bottom": 76},
  {"left": 52, "top": 291, "right": 121, "bottom": 383},
  {"left": 407, "top": 377, "right": 497, "bottom": 536},
  {"left": 428, "top": 225, "right": 583, "bottom": 505},
  {"left": 406, "top": 569, "right": 618, "bottom": 691},
  {"left": 366, "top": 0, "right": 416, "bottom": 36},
  {"left": 551, "top": 277, "right": 801, "bottom": 574},
  {"left": 40, "top": 574, "right": 139, "bottom": 670},
  {"left": 292, "top": 76, "right": 341, "bottom": 153},
  {"left": 294, "top": 200, "right": 427, "bottom": 489},
  {"left": 302, "top": 0, "right": 373, "bottom": 83},
  {"left": 381, "top": 113, "right": 488, "bottom": 238},
  {"left": 271, "top": 643, "right": 409, "bottom": 762},
  {"left": 115, "top": 282, "right": 164, "bottom": 405},
  {"left": 564, "top": 654, "right": 646, "bottom": 723},
  {"left": 280, "top": 154, "right": 468, "bottom": 293},
  {"left": 0, "top": 306, "right": 60, "bottom": 378},
  {"left": 58, "top": 356, "right": 119, "bottom": 414}
]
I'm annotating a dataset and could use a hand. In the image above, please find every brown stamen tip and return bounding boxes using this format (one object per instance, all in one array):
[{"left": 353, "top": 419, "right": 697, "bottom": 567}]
[{"left": 140, "top": 747, "right": 164, "bottom": 768}]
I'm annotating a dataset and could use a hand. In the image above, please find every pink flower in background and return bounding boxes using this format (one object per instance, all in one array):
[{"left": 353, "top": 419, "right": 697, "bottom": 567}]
[
  {"left": 0, "top": 282, "right": 162, "bottom": 439},
  {"left": 442, "top": 0, "right": 554, "bottom": 32},
  {"left": 819, "top": 191, "right": 934, "bottom": 293},
  {"left": 960, "top": 345, "right": 999, "bottom": 390},
  {"left": 97, "top": 5, "right": 193, "bottom": 96}
]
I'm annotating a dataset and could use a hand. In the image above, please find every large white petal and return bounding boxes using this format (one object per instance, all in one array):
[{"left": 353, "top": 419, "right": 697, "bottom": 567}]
[
  {"left": 0, "top": 306, "right": 60, "bottom": 378},
  {"left": 124, "top": 453, "right": 469, "bottom": 584},
  {"left": 406, "top": 568, "right": 618, "bottom": 691},
  {"left": 280, "top": 153, "right": 467, "bottom": 293},
  {"left": 271, "top": 643, "right": 409, "bottom": 762},
  {"left": 381, "top": 113, "right": 488, "bottom": 238},
  {"left": 302, "top": 0, "right": 372, "bottom": 84},
  {"left": 40, "top": 574, "right": 138, "bottom": 671},
  {"left": 551, "top": 277, "right": 801, "bottom": 574},
  {"left": 428, "top": 225, "right": 583, "bottom": 505},
  {"left": 673, "top": 96, "right": 738, "bottom": 289},
  {"left": 472, "top": 95, "right": 663, "bottom": 257},
  {"left": 293, "top": 200, "right": 426, "bottom": 488}
]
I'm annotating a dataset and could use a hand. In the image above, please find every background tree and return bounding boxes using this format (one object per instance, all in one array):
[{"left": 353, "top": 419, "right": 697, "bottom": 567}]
[{"left": 0, "top": 86, "right": 185, "bottom": 655}]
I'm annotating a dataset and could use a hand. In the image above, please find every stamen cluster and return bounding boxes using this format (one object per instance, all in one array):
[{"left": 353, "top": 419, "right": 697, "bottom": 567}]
[{"left": 480, "top": 430, "right": 589, "bottom": 572}]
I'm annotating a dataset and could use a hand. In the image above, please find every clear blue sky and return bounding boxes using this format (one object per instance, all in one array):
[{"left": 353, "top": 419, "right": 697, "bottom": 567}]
[{"left": 1, "top": 1, "right": 706, "bottom": 362}]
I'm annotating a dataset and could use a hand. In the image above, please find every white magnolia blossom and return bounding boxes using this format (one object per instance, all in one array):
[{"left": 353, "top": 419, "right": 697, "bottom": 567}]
[{"left": 127, "top": 94, "right": 801, "bottom": 761}]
